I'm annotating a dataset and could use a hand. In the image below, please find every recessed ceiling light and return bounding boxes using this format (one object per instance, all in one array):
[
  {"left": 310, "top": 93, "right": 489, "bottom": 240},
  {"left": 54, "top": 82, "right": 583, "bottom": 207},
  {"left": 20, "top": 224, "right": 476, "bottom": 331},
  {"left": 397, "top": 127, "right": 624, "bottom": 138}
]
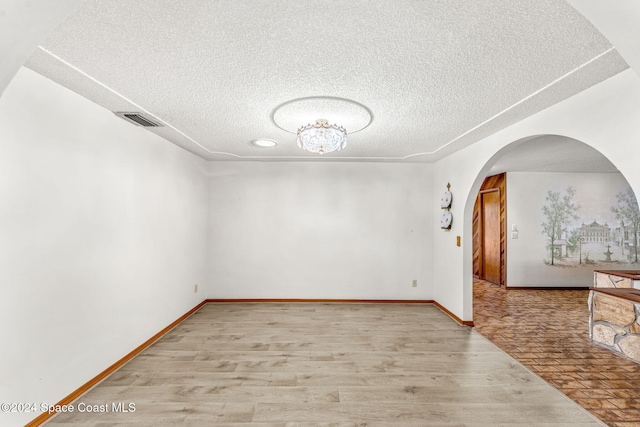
[{"left": 251, "top": 139, "right": 278, "bottom": 148}]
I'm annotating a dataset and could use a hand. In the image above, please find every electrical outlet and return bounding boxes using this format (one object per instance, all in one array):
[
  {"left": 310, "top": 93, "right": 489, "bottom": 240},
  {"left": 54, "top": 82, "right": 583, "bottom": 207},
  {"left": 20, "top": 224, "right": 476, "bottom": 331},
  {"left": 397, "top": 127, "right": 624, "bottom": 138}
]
[
  {"left": 412, "top": 280, "right": 417, "bottom": 288},
  {"left": 194, "top": 284, "right": 198, "bottom": 293}
]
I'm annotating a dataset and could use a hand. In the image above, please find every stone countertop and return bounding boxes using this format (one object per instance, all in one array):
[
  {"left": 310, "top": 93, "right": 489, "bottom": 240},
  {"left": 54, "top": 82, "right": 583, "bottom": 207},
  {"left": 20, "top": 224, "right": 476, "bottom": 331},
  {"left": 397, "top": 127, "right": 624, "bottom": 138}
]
[
  {"left": 590, "top": 287, "right": 640, "bottom": 304},
  {"left": 594, "top": 270, "right": 640, "bottom": 280}
]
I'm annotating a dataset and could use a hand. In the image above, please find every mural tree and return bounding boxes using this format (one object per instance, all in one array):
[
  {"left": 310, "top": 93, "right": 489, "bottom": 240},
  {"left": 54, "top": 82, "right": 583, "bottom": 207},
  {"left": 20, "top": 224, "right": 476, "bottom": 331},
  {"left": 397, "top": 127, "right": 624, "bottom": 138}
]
[
  {"left": 541, "top": 186, "right": 579, "bottom": 265},
  {"left": 611, "top": 188, "right": 640, "bottom": 263},
  {"left": 566, "top": 228, "right": 582, "bottom": 260}
]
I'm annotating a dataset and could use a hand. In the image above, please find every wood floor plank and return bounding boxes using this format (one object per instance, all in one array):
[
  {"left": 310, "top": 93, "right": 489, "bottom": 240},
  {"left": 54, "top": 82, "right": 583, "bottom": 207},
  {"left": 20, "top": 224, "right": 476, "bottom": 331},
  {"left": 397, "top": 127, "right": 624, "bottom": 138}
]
[{"left": 43, "top": 303, "right": 604, "bottom": 426}]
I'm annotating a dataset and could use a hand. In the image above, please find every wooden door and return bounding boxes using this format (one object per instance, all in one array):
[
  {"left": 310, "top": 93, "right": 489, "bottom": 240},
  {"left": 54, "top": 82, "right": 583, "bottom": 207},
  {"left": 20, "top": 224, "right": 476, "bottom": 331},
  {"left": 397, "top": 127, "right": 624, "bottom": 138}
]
[{"left": 481, "top": 190, "right": 501, "bottom": 285}]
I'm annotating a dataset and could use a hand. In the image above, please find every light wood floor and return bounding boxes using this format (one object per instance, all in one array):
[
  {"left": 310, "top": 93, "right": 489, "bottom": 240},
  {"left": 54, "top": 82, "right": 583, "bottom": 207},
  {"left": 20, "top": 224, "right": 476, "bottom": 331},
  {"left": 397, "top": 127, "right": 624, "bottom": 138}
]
[{"left": 44, "top": 303, "right": 604, "bottom": 426}]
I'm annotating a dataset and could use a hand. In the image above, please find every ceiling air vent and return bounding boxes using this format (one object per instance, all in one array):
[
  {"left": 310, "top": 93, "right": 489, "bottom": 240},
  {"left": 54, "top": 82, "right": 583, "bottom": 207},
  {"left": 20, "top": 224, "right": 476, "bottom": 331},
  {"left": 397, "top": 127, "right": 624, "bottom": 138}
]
[{"left": 114, "top": 112, "right": 163, "bottom": 127}]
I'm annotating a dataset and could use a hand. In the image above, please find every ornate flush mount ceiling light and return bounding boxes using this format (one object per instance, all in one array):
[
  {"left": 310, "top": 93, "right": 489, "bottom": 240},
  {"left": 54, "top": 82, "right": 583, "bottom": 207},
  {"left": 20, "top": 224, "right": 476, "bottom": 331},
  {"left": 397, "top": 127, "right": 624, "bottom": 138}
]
[
  {"left": 297, "top": 119, "right": 347, "bottom": 154},
  {"left": 272, "top": 96, "right": 372, "bottom": 155}
]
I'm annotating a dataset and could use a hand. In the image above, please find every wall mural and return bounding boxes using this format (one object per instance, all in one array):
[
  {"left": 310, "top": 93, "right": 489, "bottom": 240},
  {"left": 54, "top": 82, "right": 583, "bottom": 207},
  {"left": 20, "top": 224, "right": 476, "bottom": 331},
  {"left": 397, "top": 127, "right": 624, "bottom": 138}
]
[{"left": 541, "top": 186, "right": 640, "bottom": 267}]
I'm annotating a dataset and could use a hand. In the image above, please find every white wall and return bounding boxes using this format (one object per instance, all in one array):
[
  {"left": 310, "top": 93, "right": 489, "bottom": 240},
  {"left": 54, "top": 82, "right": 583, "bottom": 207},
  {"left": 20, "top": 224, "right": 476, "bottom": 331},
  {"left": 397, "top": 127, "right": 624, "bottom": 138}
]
[
  {"left": 568, "top": 1, "right": 640, "bottom": 78},
  {"left": 507, "top": 172, "right": 633, "bottom": 287},
  {"left": 0, "top": 68, "right": 208, "bottom": 427},
  {"left": 207, "top": 162, "right": 433, "bottom": 300},
  {"left": 433, "top": 68, "right": 640, "bottom": 321},
  {"left": 0, "top": 0, "right": 84, "bottom": 96}
]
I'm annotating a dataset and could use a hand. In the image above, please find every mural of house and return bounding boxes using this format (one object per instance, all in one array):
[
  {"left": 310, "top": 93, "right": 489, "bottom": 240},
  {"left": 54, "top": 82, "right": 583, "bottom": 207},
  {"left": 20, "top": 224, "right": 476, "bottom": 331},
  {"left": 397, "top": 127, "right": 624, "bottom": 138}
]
[
  {"left": 551, "top": 238, "right": 570, "bottom": 258},
  {"left": 579, "top": 221, "right": 611, "bottom": 243},
  {"left": 614, "top": 220, "right": 640, "bottom": 248}
]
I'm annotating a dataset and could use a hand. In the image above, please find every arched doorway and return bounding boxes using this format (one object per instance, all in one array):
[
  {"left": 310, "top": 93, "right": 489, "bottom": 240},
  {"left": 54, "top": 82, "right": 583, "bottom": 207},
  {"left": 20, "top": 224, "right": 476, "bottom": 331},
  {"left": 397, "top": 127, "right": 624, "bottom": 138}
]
[
  {"left": 467, "top": 134, "right": 640, "bottom": 426},
  {"left": 467, "top": 134, "right": 638, "bottom": 313}
]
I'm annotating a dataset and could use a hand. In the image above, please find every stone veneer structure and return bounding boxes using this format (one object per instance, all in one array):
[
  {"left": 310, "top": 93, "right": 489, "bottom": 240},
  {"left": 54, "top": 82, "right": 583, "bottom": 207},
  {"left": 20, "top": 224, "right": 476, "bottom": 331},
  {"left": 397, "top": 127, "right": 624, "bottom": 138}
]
[
  {"left": 594, "top": 269, "right": 640, "bottom": 289},
  {"left": 589, "top": 288, "right": 640, "bottom": 363}
]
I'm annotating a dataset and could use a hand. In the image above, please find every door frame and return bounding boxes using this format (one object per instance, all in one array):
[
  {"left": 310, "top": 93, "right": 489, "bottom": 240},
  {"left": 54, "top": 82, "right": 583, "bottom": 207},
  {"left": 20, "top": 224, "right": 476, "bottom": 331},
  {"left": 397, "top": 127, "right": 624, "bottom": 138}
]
[
  {"left": 479, "top": 188, "right": 501, "bottom": 284},
  {"left": 472, "top": 173, "right": 507, "bottom": 287}
]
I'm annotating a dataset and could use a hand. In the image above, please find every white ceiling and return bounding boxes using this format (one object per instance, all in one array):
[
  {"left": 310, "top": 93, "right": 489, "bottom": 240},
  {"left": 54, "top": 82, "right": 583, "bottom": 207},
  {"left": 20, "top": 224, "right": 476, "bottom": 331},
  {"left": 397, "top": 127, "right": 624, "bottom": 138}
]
[
  {"left": 489, "top": 135, "right": 619, "bottom": 174},
  {"left": 25, "top": 0, "right": 629, "bottom": 163}
]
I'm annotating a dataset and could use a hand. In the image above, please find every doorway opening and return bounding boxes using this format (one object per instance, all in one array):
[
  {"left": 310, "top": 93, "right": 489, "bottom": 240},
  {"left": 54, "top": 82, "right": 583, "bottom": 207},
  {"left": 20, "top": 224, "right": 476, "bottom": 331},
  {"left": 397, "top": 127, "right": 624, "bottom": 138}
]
[
  {"left": 468, "top": 135, "right": 639, "bottom": 425},
  {"left": 473, "top": 173, "right": 506, "bottom": 286}
]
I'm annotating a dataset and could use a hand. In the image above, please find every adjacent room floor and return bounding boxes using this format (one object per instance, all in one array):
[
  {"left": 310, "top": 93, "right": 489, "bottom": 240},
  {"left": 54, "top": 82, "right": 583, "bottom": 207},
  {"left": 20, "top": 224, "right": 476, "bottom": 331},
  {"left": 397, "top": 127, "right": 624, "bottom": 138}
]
[
  {"left": 43, "top": 302, "right": 601, "bottom": 426},
  {"left": 473, "top": 279, "right": 640, "bottom": 427}
]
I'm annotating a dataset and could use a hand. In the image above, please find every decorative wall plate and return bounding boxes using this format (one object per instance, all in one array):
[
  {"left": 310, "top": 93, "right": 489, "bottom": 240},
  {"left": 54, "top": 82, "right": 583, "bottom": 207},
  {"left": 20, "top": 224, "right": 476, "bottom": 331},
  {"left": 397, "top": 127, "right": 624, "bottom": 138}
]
[
  {"left": 441, "top": 210, "right": 453, "bottom": 229},
  {"left": 441, "top": 190, "right": 452, "bottom": 209}
]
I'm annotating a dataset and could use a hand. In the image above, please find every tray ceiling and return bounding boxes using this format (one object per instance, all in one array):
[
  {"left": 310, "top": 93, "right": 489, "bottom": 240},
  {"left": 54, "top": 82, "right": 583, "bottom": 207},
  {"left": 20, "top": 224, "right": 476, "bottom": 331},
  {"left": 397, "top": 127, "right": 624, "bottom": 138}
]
[{"left": 25, "top": 0, "right": 629, "bottom": 162}]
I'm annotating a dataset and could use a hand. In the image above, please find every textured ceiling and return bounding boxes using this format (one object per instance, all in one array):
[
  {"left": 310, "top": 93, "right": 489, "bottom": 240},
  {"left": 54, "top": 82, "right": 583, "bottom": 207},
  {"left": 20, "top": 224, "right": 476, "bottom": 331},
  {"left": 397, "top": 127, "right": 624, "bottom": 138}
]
[
  {"left": 25, "top": 0, "right": 629, "bottom": 162},
  {"left": 489, "top": 135, "right": 619, "bottom": 174}
]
